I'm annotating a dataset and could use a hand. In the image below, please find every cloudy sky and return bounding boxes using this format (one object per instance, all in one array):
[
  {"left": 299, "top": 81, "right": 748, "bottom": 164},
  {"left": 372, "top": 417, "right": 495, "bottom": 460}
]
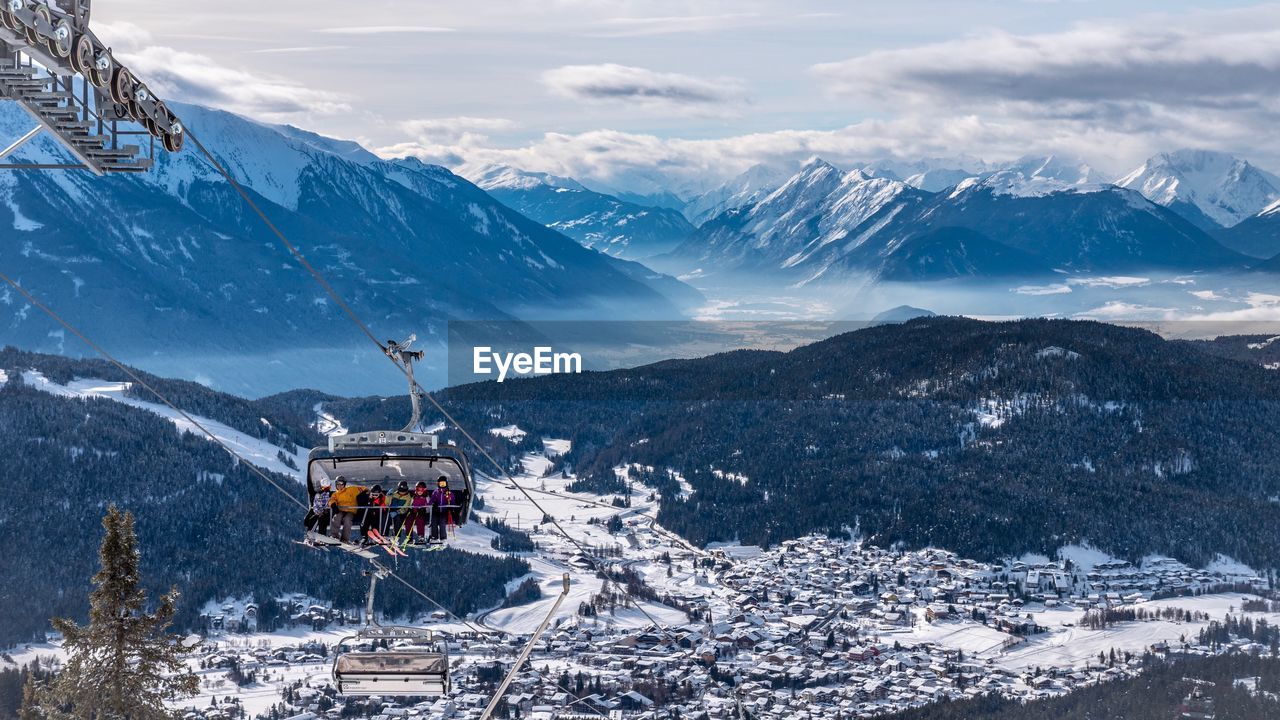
[{"left": 93, "top": 0, "right": 1280, "bottom": 193}]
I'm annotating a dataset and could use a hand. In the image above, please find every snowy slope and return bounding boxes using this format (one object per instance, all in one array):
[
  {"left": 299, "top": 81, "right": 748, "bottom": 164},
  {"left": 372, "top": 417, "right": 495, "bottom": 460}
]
[
  {"left": 663, "top": 158, "right": 914, "bottom": 275},
  {"left": 460, "top": 441, "right": 694, "bottom": 635},
  {"left": 1116, "top": 149, "right": 1280, "bottom": 229},
  {"left": 683, "top": 163, "right": 792, "bottom": 226},
  {"left": 860, "top": 156, "right": 991, "bottom": 193},
  {"left": 970, "top": 154, "right": 1101, "bottom": 198},
  {"left": 470, "top": 164, "right": 695, "bottom": 259}
]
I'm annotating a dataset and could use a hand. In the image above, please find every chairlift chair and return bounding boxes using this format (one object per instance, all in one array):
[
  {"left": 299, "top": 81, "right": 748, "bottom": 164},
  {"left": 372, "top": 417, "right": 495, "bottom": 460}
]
[
  {"left": 304, "top": 335, "right": 473, "bottom": 543},
  {"left": 331, "top": 567, "right": 451, "bottom": 696}
]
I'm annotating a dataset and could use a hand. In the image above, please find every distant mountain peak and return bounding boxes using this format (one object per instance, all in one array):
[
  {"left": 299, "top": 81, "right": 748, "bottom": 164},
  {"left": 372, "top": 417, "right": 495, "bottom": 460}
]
[
  {"left": 682, "top": 163, "right": 792, "bottom": 225},
  {"left": 471, "top": 164, "right": 696, "bottom": 259},
  {"left": 799, "top": 156, "right": 840, "bottom": 173},
  {"left": 965, "top": 154, "right": 1101, "bottom": 198},
  {"left": 1116, "top": 148, "right": 1280, "bottom": 228},
  {"left": 468, "top": 164, "right": 586, "bottom": 192}
]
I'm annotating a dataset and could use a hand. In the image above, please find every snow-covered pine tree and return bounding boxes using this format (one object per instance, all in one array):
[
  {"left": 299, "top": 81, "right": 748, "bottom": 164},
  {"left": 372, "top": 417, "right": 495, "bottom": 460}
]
[{"left": 40, "top": 506, "right": 198, "bottom": 720}]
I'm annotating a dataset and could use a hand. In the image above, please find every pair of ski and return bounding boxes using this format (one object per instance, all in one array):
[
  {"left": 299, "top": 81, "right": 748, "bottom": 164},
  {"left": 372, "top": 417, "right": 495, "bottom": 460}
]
[
  {"left": 367, "top": 528, "right": 408, "bottom": 557},
  {"left": 300, "top": 532, "right": 380, "bottom": 560},
  {"left": 369, "top": 527, "right": 446, "bottom": 555}
]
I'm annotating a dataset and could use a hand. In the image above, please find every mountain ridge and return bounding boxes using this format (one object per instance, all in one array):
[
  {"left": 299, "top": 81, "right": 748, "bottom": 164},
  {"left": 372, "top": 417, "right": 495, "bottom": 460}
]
[
  {"left": 0, "top": 103, "right": 695, "bottom": 376},
  {"left": 469, "top": 164, "right": 696, "bottom": 259},
  {"left": 657, "top": 156, "right": 1247, "bottom": 282}
]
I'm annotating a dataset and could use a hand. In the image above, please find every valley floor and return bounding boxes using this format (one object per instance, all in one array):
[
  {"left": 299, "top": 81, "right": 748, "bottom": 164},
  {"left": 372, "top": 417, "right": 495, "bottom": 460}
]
[{"left": 4, "top": 377, "right": 1276, "bottom": 719}]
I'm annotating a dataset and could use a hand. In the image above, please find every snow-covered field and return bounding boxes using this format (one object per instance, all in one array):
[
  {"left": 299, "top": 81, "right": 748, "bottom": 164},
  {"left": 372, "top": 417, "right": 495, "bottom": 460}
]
[
  {"left": 460, "top": 435, "right": 694, "bottom": 635},
  {"left": 893, "top": 593, "right": 1280, "bottom": 673}
]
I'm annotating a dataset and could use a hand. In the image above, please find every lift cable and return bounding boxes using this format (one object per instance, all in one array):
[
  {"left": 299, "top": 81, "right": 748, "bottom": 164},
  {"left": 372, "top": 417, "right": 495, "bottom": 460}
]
[
  {"left": 177, "top": 129, "right": 754, "bottom": 720},
  {"left": 182, "top": 124, "right": 682, "bottom": 642},
  {"left": 183, "top": 131, "right": 388, "bottom": 355},
  {"left": 0, "top": 269, "right": 309, "bottom": 512},
  {"left": 0, "top": 268, "right": 484, "bottom": 640}
]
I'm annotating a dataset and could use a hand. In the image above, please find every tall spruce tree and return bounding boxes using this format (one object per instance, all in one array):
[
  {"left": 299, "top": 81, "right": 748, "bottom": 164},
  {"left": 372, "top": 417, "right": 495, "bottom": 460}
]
[{"left": 41, "top": 507, "right": 198, "bottom": 720}]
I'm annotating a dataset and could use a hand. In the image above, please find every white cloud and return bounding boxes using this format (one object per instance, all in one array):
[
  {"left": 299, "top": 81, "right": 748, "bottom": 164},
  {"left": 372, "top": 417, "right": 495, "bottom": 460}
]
[
  {"left": 542, "top": 64, "right": 745, "bottom": 116},
  {"left": 813, "top": 13, "right": 1280, "bottom": 110},
  {"left": 401, "top": 117, "right": 518, "bottom": 142},
  {"left": 376, "top": 113, "right": 1154, "bottom": 194},
  {"left": 369, "top": 5, "right": 1280, "bottom": 194},
  {"left": 808, "top": 7, "right": 1280, "bottom": 171},
  {"left": 380, "top": 117, "right": 520, "bottom": 165},
  {"left": 1014, "top": 284, "right": 1072, "bottom": 296},
  {"left": 248, "top": 46, "right": 351, "bottom": 55},
  {"left": 93, "top": 21, "right": 154, "bottom": 51},
  {"left": 119, "top": 46, "right": 350, "bottom": 122}
]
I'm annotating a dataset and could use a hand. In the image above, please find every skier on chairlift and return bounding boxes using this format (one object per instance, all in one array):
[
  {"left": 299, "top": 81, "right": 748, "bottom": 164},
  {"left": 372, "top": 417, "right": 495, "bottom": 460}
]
[
  {"left": 358, "top": 482, "right": 390, "bottom": 543},
  {"left": 329, "top": 476, "right": 361, "bottom": 543},
  {"left": 388, "top": 480, "right": 413, "bottom": 535},
  {"left": 405, "top": 481, "right": 431, "bottom": 545},
  {"left": 305, "top": 482, "right": 332, "bottom": 538},
  {"left": 429, "top": 476, "right": 454, "bottom": 544}
]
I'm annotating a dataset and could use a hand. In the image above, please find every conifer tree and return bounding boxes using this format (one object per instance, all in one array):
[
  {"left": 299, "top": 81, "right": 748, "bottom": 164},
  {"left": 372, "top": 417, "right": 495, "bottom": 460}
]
[
  {"left": 41, "top": 507, "right": 198, "bottom": 720},
  {"left": 19, "top": 673, "right": 43, "bottom": 720}
]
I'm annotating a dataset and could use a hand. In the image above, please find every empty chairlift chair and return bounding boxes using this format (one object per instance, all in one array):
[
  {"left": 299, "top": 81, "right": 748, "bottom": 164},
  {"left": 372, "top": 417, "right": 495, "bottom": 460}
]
[{"left": 332, "top": 634, "right": 450, "bottom": 696}]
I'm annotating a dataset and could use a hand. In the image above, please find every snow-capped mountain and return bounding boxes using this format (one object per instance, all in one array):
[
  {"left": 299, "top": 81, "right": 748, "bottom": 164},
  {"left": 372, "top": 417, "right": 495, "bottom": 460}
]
[
  {"left": 860, "top": 156, "right": 991, "bottom": 193},
  {"left": 662, "top": 157, "right": 1246, "bottom": 283},
  {"left": 1116, "top": 150, "right": 1280, "bottom": 231},
  {"left": 469, "top": 165, "right": 694, "bottom": 259},
  {"left": 658, "top": 158, "right": 915, "bottom": 275},
  {"left": 682, "top": 163, "right": 792, "bottom": 226},
  {"left": 0, "top": 103, "right": 694, "bottom": 362},
  {"left": 965, "top": 154, "right": 1100, "bottom": 197}
]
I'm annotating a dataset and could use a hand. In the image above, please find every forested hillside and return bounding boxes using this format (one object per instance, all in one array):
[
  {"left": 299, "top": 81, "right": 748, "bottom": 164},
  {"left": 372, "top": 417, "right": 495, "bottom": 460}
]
[
  {"left": 0, "top": 355, "right": 527, "bottom": 646},
  {"left": 323, "top": 318, "right": 1280, "bottom": 572}
]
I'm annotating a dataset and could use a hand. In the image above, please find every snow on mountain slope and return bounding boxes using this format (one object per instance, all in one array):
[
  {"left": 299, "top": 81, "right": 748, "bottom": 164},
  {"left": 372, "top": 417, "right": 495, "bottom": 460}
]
[
  {"left": 661, "top": 158, "right": 918, "bottom": 275},
  {"left": 861, "top": 156, "right": 991, "bottom": 193},
  {"left": 972, "top": 154, "right": 1100, "bottom": 197},
  {"left": 19, "top": 370, "right": 306, "bottom": 479},
  {"left": 469, "top": 164, "right": 695, "bottom": 259},
  {"left": 147, "top": 103, "right": 378, "bottom": 211},
  {"left": 781, "top": 169, "right": 910, "bottom": 269},
  {"left": 447, "top": 438, "right": 698, "bottom": 634},
  {"left": 1116, "top": 149, "right": 1280, "bottom": 229},
  {"left": 470, "top": 164, "right": 586, "bottom": 192},
  {"left": 683, "top": 163, "right": 791, "bottom": 226},
  {"left": 666, "top": 155, "right": 1244, "bottom": 281},
  {"left": 0, "top": 101, "right": 694, "bottom": 378}
]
